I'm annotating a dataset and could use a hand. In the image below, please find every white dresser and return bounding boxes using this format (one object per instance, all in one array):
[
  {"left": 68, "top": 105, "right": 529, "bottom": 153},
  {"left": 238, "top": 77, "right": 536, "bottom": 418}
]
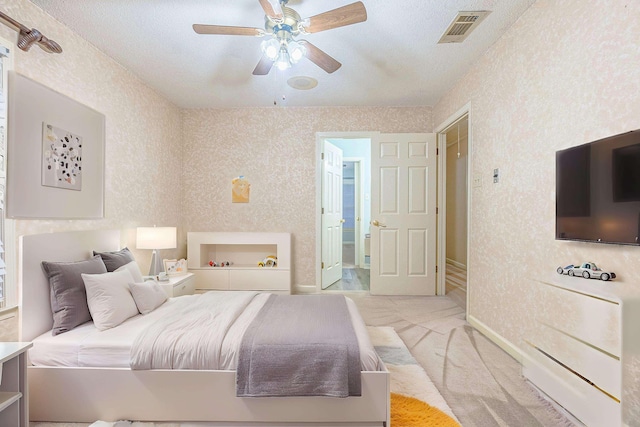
[
  {"left": 523, "top": 274, "right": 640, "bottom": 427},
  {"left": 187, "top": 232, "right": 291, "bottom": 294}
]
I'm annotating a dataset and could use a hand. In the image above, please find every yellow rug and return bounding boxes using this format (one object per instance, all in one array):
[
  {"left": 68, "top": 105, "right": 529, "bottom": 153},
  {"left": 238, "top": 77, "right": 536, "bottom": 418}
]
[{"left": 391, "top": 392, "right": 462, "bottom": 427}]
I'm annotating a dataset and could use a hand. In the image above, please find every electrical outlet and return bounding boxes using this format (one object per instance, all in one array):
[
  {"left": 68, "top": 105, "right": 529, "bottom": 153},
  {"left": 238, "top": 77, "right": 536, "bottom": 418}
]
[{"left": 473, "top": 175, "right": 482, "bottom": 188}]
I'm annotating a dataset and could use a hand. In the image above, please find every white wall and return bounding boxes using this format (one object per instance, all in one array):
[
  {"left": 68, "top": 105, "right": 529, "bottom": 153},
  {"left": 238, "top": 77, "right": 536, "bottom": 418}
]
[{"left": 434, "top": 0, "right": 640, "bottom": 354}]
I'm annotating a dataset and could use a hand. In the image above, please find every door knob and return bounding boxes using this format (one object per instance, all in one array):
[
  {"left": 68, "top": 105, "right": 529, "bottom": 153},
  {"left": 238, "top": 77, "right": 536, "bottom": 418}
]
[
  {"left": 340, "top": 219, "right": 346, "bottom": 223},
  {"left": 371, "top": 220, "right": 386, "bottom": 228}
]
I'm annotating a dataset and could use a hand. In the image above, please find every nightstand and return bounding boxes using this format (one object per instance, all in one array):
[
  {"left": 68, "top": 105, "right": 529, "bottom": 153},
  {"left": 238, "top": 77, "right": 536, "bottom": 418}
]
[
  {"left": 159, "top": 273, "right": 195, "bottom": 297},
  {"left": 0, "top": 342, "right": 32, "bottom": 427}
]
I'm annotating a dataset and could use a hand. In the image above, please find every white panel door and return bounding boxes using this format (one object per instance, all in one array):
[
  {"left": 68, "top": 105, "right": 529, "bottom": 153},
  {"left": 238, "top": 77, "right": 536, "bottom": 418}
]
[
  {"left": 321, "top": 141, "right": 343, "bottom": 289},
  {"left": 370, "top": 133, "right": 437, "bottom": 295}
]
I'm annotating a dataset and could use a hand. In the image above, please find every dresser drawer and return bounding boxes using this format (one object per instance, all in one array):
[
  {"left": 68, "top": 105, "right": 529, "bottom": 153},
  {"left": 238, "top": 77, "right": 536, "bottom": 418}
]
[
  {"left": 524, "top": 343, "right": 620, "bottom": 427},
  {"left": 193, "top": 269, "right": 229, "bottom": 290},
  {"left": 229, "top": 269, "right": 290, "bottom": 292},
  {"left": 540, "top": 284, "right": 621, "bottom": 357},
  {"left": 171, "top": 275, "right": 195, "bottom": 297},
  {"left": 535, "top": 322, "right": 620, "bottom": 399}
]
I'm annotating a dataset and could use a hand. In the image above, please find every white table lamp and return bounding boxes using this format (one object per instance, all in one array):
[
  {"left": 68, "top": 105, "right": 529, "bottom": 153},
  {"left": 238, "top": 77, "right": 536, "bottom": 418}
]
[{"left": 136, "top": 226, "right": 177, "bottom": 276}]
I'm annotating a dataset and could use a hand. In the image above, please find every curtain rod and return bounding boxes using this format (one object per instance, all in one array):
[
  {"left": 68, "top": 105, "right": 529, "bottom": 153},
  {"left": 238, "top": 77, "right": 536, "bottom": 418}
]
[{"left": 0, "top": 10, "right": 62, "bottom": 54}]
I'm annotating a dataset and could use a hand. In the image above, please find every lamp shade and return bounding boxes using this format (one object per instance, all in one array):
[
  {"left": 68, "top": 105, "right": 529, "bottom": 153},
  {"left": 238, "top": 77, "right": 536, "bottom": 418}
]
[{"left": 136, "top": 227, "right": 176, "bottom": 250}]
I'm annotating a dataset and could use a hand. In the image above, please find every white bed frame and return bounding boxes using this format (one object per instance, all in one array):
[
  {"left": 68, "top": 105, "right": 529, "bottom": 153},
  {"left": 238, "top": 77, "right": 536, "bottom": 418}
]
[{"left": 19, "top": 230, "right": 390, "bottom": 425}]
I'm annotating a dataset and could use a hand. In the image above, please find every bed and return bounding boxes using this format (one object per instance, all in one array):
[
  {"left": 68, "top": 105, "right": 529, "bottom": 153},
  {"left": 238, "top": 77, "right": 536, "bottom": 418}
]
[{"left": 19, "top": 230, "right": 390, "bottom": 425}]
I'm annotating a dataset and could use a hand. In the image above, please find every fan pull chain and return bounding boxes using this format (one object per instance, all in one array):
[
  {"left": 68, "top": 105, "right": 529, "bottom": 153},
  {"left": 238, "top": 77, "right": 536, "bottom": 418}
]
[{"left": 272, "top": 69, "right": 287, "bottom": 106}]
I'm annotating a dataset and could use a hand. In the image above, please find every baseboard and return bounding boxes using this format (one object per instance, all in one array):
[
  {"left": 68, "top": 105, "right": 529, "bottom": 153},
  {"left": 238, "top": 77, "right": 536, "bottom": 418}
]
[
  {"left": 293, "top": 283, "right": 318, "bottom": 294},
  {"left": 467, "top": 314, "right": 524, "bottom": 364},
  {"left": 445, "top": 258, "right": 467, "bottom": 270}
]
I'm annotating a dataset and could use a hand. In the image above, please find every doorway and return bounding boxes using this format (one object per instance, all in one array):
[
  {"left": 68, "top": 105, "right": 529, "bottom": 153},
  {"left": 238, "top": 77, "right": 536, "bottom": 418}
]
[
  {"left": 437, "top": 112, "right": 470, "bottom": 309},
  {"left": 318, "top": 132, "right": 438, "bottom": 295},
  {"left": 327, "top": 158, "right": 370, "bottom": 291},
  {"left": 317, "top": 136, "right": 372, "bottom": 292}
]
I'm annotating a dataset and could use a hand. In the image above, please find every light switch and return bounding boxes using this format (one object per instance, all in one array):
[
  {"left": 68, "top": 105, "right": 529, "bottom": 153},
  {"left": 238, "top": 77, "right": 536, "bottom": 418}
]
[{"left": 493, "top": 168, "right": 499, "bottom": 183}]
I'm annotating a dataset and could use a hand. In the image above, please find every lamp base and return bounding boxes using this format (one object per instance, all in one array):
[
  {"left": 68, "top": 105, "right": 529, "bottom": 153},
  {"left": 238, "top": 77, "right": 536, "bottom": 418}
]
[{"left": 148, "top": 249, "right": 164, "bottom": 276}]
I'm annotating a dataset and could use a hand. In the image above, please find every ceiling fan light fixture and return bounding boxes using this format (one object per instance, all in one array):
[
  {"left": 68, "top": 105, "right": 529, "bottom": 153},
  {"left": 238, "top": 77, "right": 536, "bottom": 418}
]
[
  {"left": 261, "top": 38, "right": 280, "bottom": 60},
  {"left": 194, "top": 0, "right": 367, "bottom": 75},
  {"left": 275, "top": 47, "right": 291, "bottom": 70},
  {"left": 288, "top": 40, "right": 306, "bottom": 63}
]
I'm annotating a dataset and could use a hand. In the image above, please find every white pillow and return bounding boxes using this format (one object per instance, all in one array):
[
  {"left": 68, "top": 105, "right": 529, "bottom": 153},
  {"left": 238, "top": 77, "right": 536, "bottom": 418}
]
[
  {"left": 115, "top": 260, "right": 144, "bottom": 283},
  {"left": 129, "top": 281, "right": 168, "bottom": 314},
  {"left": 81, "top": 269, "right": 139, "bottom": 331}
]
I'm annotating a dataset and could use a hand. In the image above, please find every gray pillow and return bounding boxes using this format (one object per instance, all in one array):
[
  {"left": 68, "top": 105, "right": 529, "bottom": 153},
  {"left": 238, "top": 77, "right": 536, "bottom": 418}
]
[
  {"left": 93, "top": 247, "right": 135, "bottom": 272},
  {"left": 42, "top": 255, "right": 108, "bottom": 335}
]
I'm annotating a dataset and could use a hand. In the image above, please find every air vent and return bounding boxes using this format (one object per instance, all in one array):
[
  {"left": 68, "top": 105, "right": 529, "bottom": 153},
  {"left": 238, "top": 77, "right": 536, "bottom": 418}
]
[{"left": 438, "top": 11, "right": 491, "bottom": 44}]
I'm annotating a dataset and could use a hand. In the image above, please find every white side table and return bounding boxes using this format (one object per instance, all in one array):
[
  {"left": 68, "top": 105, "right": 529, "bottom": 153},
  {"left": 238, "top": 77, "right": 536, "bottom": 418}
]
[
  {"left": 158, "top": 273, "right": 195, "bottom": 297},
  {"left": 0, "top": 342, "right": 32, "bottom": 427}
]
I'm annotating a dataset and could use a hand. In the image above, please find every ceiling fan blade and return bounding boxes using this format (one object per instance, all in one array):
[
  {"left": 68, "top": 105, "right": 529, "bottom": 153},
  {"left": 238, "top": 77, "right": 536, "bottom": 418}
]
[
  {"left": 299, "top": 40, "right": 341, "bottom": 73},
  {"left": 303, "top": 1, "right": 367, "bottom": 34},
  {"left": 258, "top": 0, "right": 284, "bottom": 21},
  {"left": 193, "top": 24, "right": 263, "bottom": 36},
  {"left": 252, "top": 55, "right": 274, "bottom": 75}
]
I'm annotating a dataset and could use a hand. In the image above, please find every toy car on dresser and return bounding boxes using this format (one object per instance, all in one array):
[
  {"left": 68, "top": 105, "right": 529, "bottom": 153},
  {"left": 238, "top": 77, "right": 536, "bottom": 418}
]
[{"left": 556, "top": 262, "right": 616, "bottom": 281}]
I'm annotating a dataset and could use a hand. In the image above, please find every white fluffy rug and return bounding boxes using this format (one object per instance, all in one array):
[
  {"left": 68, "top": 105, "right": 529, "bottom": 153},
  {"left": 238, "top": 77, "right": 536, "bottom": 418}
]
[
  {"left": 34, "top": 327, "right": 457, "bottom": 427},
  {"left": 367, "top": 326, "right": 457, "bottom": 421}
]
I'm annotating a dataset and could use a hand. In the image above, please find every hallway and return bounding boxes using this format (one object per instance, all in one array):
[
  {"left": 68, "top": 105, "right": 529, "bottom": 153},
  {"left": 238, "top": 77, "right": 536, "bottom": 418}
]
[
  {"left": 445, "top": 262, "right": 467, "bottom": 309},
  {"left": 325, "top": 243, "right": 370, "bottom": 291}
]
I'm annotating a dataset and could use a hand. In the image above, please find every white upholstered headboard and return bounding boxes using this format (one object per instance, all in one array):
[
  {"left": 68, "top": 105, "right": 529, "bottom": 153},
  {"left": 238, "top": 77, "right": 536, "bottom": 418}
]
[{"left": 19, "top": 229, "right": 120, "bottom": 341}]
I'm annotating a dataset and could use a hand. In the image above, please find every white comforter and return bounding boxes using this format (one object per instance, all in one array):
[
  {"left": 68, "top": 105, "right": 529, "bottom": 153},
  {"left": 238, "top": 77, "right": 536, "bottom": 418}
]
[
  {"left": 30, "top": 291, "right": 382, "bottom": 372},
  {"left": 131, "top": 291, "right": 265, "bottom": 370}
]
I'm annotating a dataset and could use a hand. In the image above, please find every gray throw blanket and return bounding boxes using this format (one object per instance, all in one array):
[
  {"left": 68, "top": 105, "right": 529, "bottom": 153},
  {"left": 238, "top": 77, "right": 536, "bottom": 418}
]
[{"left": 237, "top": 294, "right": 361, "bottom": 398}]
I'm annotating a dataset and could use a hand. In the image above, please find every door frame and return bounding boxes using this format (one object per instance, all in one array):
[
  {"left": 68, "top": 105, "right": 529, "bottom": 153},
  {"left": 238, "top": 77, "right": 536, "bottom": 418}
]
[
  {"left": 315, "top": 132, "right": 378, "bottom": 293},
  {"left": 434, "top": 103, "right": 472, "bottom": 308}
]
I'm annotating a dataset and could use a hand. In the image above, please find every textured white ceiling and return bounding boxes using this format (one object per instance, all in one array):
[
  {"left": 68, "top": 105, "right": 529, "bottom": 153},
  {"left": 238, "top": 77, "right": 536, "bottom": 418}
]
[{"left": 28, "top": 0, "right": 536, "bottom": 108}]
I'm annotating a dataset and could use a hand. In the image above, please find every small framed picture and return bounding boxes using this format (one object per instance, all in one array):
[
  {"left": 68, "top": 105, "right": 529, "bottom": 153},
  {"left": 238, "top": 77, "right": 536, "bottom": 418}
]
[{"left": 163, "top": 258, "right": 187, "bottom": 276}]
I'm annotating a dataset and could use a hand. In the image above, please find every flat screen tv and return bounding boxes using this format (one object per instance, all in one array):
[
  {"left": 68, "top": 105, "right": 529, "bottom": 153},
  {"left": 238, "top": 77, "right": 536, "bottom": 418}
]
[{"left": 556, "top": 129, "right": 640, "bottom": 245}]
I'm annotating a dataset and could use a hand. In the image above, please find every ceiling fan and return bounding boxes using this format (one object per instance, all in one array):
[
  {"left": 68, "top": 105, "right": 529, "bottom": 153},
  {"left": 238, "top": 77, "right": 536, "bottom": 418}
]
[{"left": 193, "top": 0, "right": 367, "bottom": 75}]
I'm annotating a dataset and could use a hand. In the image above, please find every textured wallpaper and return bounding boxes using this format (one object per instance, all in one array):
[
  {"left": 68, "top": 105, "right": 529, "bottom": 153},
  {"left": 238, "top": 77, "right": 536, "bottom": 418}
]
[
  {"left": 182, "top": 107, "right": 433, "bottom": 290},
  {"left": 433, "top": 0, "right": 640, "bottom": 418},
  {"left": 0, "top": 0, "right": 184, "bottom": 274}
]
